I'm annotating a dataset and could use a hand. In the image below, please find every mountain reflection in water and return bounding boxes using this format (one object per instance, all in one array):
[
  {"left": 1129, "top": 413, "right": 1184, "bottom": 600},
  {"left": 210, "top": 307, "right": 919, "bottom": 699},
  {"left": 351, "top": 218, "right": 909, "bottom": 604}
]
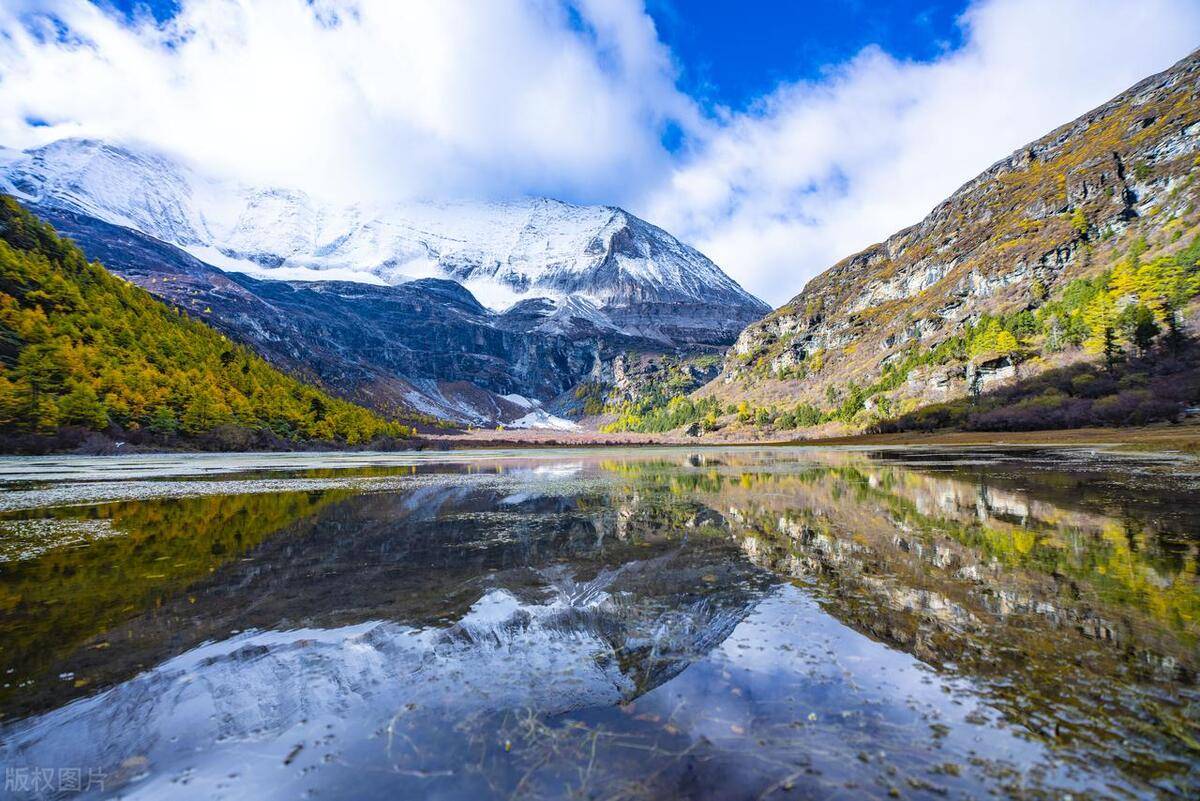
[{"left": 0, "top": 447, "right": 1196, "bottom": 800}]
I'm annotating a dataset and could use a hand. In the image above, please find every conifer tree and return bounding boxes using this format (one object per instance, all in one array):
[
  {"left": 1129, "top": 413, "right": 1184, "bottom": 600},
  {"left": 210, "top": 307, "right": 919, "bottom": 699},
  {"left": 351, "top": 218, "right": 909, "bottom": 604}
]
[{"left": 0, "top": 195, "right": 415, "bottom": 444}]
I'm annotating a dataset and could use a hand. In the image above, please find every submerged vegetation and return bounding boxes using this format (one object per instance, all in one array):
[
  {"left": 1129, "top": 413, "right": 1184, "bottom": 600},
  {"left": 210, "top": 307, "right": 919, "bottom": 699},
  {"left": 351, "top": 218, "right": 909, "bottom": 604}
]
[{"left": 0, "top": 197, "right": 415, "bottom": 450}]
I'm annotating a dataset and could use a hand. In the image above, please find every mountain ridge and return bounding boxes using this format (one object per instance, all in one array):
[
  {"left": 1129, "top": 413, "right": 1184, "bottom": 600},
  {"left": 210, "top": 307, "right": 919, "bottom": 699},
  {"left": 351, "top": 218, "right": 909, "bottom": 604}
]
[
  {"left": 700, "top": 48, "right": 1200, "bottom": 428},
  {"left": 0, "top": 139, "right": 770, "bottom": 424},
  {"left": 25, "top": 204, "right": 607, "bottom": 424},
  {"left": 0, "top": 138, "right": 768, "bottom": 325}
]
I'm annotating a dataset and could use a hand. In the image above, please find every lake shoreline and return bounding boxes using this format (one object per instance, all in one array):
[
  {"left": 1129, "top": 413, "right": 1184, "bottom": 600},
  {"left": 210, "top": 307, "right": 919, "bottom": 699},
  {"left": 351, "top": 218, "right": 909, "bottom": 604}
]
[
  {"left": 417, "top": 419, "right": 1200, "bottom": 455},
  {"left": 4, "top": 419, "right": 1199, "bottom": 457}
]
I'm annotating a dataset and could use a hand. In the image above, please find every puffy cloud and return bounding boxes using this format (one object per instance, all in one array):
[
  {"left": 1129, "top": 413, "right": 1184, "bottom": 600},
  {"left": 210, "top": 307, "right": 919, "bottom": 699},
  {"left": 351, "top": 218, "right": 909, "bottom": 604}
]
[
  {"left": 0, "top": 0, "right": 693, "bottom": 204},
  {"left": 643, "top": 0, "right": 1200, "bottom": 304},
  {"left": 1, "top": 0, "right": 1199, "bottom": 305}
]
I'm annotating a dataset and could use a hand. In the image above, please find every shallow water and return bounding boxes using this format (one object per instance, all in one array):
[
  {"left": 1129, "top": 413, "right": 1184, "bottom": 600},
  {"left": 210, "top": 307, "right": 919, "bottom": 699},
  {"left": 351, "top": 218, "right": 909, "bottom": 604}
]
[{"left": 0, "top": 446, "right": 1197, "bottom": 800}]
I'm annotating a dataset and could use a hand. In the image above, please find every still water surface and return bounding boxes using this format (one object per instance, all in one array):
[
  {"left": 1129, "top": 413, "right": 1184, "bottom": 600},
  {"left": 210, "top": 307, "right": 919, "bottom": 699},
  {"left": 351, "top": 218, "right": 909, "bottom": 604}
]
[{"left": 0, "top": 446, "right": 1197, "bottom": 800}]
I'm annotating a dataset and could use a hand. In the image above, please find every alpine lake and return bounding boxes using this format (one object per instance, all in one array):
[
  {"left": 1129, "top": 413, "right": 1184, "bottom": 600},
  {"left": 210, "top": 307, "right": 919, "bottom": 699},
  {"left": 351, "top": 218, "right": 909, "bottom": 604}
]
[{"left": 0, "top": 446, "right": 1197, "bottom": 800}]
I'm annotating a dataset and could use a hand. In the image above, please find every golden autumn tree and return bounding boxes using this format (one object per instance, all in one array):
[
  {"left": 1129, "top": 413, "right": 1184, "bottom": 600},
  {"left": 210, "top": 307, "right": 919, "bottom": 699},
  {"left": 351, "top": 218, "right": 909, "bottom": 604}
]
[{"left": 0, "top": 195, "right": 415, "bottom": 444}]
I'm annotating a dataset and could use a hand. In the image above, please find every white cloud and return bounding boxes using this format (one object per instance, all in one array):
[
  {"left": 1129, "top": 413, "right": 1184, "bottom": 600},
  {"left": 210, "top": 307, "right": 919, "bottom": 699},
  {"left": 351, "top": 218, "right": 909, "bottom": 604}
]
[
  {"left": 1, "top": 0, "right": 1199, "bottom": 306},
  {"left": 0, "top": 0, "right": 693, "bottom": 205},
  {"left": 643, "top": 0, "right": 1200, "bottom": 304}
]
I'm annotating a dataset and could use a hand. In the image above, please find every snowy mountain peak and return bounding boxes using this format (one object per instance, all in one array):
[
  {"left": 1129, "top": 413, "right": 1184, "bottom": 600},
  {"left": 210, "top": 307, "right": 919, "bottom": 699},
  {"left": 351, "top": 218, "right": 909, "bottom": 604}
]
[
  {"left": 1, "top": 138, "right": 769, "bottom": 316},
  {"left": 1, "top": 138, "right": 212, "bottom": 247}
]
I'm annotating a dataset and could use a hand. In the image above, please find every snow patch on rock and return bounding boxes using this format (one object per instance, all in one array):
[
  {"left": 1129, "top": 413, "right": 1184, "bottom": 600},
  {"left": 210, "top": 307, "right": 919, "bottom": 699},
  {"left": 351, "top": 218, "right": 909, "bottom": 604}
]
[
  {"left": 509, "top": 409, "right": 580, "bottom": 431},
  {"left": 501, "top": 395, "right": 580, "bottom": 430}
]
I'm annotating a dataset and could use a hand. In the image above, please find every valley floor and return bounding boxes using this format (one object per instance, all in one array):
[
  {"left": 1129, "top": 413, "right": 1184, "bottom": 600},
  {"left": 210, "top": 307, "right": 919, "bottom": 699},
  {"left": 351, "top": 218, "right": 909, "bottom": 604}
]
[
  {"left": 424, "top": 427, "right": 706, "bottom": 448},
  {"left": 8, "top": 418, "right": 1200, "bottom": 456},
  {"left": 425, "top": 418, "right": 1200, "bottom": 455}
]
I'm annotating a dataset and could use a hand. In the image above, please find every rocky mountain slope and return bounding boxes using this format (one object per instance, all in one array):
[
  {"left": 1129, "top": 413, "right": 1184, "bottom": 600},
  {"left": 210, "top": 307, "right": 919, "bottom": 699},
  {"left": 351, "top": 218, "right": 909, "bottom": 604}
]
[
  {"left": 709, "top": 49, "right": 1200, "bottom": 424},
  {"left": 0, "top": 139, "right": 767, "bottom": 344},
  {"left": 0, "top": 140, "right": 768, "bottom": 424},
  {"left": 28, "top": 205, "right": 606, "bottom": 423}
]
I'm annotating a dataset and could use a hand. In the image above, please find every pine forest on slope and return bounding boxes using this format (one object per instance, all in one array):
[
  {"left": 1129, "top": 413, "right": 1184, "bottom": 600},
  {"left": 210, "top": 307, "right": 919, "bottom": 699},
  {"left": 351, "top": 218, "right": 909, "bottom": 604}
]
[{"left": 0, "top": 197, "right": 415, "bottom": 451}]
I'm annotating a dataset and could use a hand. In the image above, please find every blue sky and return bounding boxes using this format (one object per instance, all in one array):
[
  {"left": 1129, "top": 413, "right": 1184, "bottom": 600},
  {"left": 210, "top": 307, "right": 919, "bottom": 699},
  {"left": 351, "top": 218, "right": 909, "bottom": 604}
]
[
  {"left": 96, "top": 0, "right": 179, "bottom": 20},
  {"left": 4, "top": 1, "right": 1200, "bottom": 303},
  {"left": 647, "top": 0, "right": 966, "bottom": 112}
]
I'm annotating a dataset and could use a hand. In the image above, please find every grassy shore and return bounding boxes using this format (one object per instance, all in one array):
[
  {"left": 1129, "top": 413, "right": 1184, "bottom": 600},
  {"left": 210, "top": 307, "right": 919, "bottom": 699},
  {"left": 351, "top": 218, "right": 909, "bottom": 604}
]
[{"left": 776, "top": 419, "right": 1200, "bottom": 454}]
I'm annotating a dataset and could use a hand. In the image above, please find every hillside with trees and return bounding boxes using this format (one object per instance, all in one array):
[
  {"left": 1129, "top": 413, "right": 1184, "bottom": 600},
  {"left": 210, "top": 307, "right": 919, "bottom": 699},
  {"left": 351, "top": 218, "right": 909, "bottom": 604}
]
[
  {"left": 594, "top": 229, "right": 1200, "bottom": 438},
  {"left": 0, "top": 196, "right": 415, "bottom": 451},
  {"left": 597, "top": 50, "right": 1200, "bottom": 439}
]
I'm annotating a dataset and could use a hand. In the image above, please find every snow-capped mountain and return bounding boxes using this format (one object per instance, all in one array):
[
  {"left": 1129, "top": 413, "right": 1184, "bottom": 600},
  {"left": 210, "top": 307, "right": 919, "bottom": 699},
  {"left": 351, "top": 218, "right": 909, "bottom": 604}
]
[
  {"left": 0, "top": 138, "right": 768, "bottom": 320},
  {"left": 0, "top": 138, "right": 770, "bottom": 423}
]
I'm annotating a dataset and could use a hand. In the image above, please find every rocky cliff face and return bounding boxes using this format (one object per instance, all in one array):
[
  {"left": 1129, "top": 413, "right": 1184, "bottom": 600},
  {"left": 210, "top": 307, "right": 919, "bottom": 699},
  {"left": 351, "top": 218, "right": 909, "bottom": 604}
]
[{"left": 714, "top": 50, "right": 1200, "bottom": 412}]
